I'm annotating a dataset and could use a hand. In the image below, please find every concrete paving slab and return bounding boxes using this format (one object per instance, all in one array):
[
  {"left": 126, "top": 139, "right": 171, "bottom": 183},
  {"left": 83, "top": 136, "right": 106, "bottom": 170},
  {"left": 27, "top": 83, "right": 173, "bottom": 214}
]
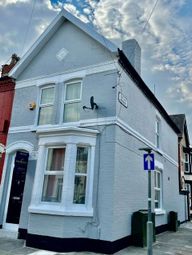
[
  {"left": 0, "top": 239, "right": 24, "bottom": 252},
  {"left": 8, "top": 246, "right": 38, "bottom": 255},
  {"left": 0, "top": 229, "right": 17, "bottom": 239},
  {"left": 0, "top": 223, "right": 192, "bottom": 255}
]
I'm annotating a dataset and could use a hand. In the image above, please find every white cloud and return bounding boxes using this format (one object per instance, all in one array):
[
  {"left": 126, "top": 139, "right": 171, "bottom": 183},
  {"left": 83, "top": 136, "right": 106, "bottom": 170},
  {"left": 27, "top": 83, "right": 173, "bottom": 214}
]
[
  {"left": 45, "top": 0, "right": 59, "bottom": 11},
  {"left": 0, "top": 0, "right": 57, "bottom": 65},
  {"left": 63, "top": 3, "right": 89, "bottom": 22},
  {"left": 0, "top": 0, "right": 29, "bottom": 5},
  {"left": 82, "top": 0, "right": 192, "bottom": 112},
  {"left": 35, "top": 18, "right": 51, "bottom": 36},
  {"left": 1, "top": 0, "right": 192, "bottom": 136}
]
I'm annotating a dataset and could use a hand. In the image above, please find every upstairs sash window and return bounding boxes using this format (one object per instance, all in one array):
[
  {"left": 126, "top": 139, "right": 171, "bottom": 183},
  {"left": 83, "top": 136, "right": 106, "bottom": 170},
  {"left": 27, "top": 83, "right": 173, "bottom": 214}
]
[
  {"left": 63, "top": 81, "right": 81, "bottom": 122},
  {"left": 155, "top": 118, "right": 160, "bottom": 148},
  {"left": 38, "top": 86, "right": 55, "bottom": 125}
]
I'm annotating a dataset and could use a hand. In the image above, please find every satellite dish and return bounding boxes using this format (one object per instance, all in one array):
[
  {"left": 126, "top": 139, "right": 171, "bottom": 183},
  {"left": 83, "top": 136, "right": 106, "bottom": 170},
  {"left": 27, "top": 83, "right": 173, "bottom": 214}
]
[{"left": 83, "top": 96, "right": 98, "bottom": 110}]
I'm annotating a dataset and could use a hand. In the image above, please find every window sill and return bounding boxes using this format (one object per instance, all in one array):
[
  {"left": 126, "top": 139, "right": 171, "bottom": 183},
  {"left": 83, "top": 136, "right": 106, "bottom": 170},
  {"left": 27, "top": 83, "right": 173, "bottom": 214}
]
[
  {"left": 31, "top": 123, "right": 80, "bottom": 133},
  {"left": 34, "top": 124, "right": 99, "bottom": 135},
  {"left": 154, "top": 209, "right": 166, "bottom": 215},
  {"left": 28, "top": 205, "right": 93, "bottom": 217}
]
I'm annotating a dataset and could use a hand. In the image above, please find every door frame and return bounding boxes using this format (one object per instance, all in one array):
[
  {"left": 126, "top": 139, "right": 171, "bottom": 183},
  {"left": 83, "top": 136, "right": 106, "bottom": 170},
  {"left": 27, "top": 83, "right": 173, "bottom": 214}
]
[
  {"left": 1, "top": 141, "right": 34, "bottom": 231},
  {"left": 3, "top": 152, "right": 17, "bottom": 231}
]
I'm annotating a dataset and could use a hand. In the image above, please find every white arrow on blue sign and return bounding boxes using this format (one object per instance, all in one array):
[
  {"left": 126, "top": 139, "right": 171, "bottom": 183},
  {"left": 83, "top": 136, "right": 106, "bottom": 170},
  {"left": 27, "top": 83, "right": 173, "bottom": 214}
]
[{"left": 144, "top": 153, "right": 155, "bottom": 170}]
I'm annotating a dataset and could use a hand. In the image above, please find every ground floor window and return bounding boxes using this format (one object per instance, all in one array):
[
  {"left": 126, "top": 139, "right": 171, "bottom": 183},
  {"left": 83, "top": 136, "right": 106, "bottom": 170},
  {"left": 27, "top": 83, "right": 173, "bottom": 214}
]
[
  {"left": 154, "top": 170, "right": 162, "bottom": 209},
  {"left": 42, "top": 147, "right": 65, "bottom": 202},
  {"left": 29, "top": 128, "right": 97, "bottom": 216},
  {"left": 41, "top": 145, "right": 90, "bottom": 205},
  {"left": 73, "top": 146, "right": 88, "bottom": 204}
]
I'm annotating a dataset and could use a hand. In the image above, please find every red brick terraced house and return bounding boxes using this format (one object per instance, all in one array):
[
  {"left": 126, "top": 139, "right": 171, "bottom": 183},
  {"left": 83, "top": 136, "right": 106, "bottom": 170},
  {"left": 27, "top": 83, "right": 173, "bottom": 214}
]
[
  {"left": 0, "top": 54, "right": 19, "bottom": 182},
  {"left": 170, "top": 114, "right": 192, "bottom": 220}
]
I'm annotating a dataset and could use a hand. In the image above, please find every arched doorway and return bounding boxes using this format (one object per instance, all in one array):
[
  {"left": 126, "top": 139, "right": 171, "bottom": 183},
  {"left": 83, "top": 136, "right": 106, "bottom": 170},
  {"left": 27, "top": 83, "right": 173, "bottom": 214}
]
[{"left": 2, "top": 141, "right": 34, "bottom": 231}]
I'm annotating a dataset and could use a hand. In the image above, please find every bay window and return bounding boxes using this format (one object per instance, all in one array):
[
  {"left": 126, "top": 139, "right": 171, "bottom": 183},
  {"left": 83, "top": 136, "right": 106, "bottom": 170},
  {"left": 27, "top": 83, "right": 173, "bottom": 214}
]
[
  {"left": 38, "top": 86, "right": 55, "bottom": 125},
  {"left": 63, "top": 80, "right": 81, "bottom": 122},
  {"left": 73, "top": 146, "right": 88, "bottom": 204},
  {"left": 29, "top": 129, "right": 97, "bottom": 216}
]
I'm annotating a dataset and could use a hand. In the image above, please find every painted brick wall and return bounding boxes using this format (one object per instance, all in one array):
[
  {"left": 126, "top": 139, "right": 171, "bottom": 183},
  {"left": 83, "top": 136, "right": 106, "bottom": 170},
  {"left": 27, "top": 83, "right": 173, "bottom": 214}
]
[
  {"left": 10, "top": 86, "right": 37, "bottom": 127},
  {"left": 116, "top": 71, "right": 178, "bottom": 160},
  {"left": 17, "top": 21, "right": 115, "bottom": 81},
  {"left": 10, "top": 71, "right": 117, "bottom": 129},
  {"left": 0, "top": 78, "right": 15, "bottom": 182},
  {"left": 27, "top": 124, "right": 116, "bottom": 241},
  {"left": 2, "top": 16, "right": 185, "bottom": 246},
  {"left": 111, "top": 125, "right": 185, "bottom": 240}
]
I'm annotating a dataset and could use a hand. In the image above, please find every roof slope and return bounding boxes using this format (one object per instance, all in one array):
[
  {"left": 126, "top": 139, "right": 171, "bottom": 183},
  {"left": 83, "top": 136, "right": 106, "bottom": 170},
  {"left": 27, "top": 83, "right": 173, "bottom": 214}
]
[
  {"left": 170, "top": 114, "right": 186, "bottom": 134},
  {"left": 170, "top": 114, "right": 190, "bottom": 146},
  {"left": 10, "top": 8, "right": 117, "bottom": 79}
]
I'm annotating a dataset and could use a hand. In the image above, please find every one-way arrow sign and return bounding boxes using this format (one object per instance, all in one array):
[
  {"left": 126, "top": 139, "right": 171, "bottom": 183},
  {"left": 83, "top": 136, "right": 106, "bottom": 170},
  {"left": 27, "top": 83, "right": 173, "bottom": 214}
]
[{"left": 144, "top": 153, "right": 155, "bottom": 170}]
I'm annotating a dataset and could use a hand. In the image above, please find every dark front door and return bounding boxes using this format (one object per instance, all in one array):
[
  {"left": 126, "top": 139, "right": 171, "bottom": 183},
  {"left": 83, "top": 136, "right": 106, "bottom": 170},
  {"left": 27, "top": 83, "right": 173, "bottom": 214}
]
[{"left": 6, "top": 151, "right": 29, "bottom": 224}]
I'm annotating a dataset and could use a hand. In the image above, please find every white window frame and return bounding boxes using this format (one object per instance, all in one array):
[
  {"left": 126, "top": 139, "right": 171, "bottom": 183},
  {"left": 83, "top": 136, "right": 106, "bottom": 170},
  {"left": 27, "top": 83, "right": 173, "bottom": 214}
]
[
  {"left": 29, "top": 128, "right": 97, "bottom": 216},
  {"left": 184, "top": 152, "right": 190, "bottom": 173},
  {"left": 72, "top": 145, "right": 90, "bottom": 205},
  {"left": 154, "top": 160, "right": 165, "bottom": 215},
  {"left": 62, "top": 80, "right": 82, "bottom": 123},
  {"left": 155, "top": 117, "right": 161, "bottom": 149},
  {"left": 41, "top": 146, "right": 66, "bottom": 203},
  {"left": 154, "top": 170, "right": 162, "bottom": 209},
  {"left": 37, "top": 85, "right": 55, "bottom": 126}
]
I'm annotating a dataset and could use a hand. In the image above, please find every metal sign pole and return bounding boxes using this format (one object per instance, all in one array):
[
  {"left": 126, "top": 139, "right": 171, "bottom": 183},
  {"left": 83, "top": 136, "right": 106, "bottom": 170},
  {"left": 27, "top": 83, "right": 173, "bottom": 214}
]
[
  {"left": 139, "top": 147, "right": 154, "bottom": 255},
  {"left": 147, "top": 169, "right": 153, "bottom": 255}
]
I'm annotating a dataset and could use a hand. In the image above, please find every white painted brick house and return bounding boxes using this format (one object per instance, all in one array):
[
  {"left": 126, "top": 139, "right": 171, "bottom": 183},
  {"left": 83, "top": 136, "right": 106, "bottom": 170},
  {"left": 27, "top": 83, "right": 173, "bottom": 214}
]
[{"left": 0, "top": 8, "right": 187, "bottom": 254}]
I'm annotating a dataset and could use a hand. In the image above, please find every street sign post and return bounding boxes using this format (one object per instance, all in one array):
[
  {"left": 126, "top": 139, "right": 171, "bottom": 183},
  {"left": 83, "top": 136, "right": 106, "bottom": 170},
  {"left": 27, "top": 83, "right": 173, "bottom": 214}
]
[{"left": 140, "top": 148, "right": 155, "bottom": 255}]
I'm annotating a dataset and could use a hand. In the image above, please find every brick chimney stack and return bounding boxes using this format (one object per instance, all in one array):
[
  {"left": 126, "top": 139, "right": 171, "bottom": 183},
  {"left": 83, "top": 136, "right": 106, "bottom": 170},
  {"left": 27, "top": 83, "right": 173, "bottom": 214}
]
[{"left": 1, "top": 54, "right": 20, "bottom": 77}]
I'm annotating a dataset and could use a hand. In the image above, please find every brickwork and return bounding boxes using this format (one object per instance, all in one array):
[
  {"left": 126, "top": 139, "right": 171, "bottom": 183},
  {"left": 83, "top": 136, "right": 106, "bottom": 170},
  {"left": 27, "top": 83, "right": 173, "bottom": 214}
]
[{"left": 0, "top": 77, "right": 15, "bottom": 181}]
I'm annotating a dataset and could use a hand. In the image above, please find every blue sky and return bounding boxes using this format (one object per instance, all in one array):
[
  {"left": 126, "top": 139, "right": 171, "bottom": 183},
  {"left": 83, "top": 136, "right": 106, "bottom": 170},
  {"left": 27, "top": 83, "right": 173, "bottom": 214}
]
[{"left": 0, "top": 0, "right": 192, "bottom": 139}]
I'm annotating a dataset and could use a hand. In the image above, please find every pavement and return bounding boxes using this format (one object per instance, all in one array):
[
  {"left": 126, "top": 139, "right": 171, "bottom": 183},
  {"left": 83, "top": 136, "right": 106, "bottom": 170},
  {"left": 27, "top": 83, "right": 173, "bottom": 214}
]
[{"left": 0, "top": 223, "right": 192, "bottom": 255}]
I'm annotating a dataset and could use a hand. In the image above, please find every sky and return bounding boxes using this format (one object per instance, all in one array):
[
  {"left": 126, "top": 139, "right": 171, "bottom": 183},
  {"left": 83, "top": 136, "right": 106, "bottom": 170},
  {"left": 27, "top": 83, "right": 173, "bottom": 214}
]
[{"left": 0, "top": 0, "right": 192, "bottom": 140}]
